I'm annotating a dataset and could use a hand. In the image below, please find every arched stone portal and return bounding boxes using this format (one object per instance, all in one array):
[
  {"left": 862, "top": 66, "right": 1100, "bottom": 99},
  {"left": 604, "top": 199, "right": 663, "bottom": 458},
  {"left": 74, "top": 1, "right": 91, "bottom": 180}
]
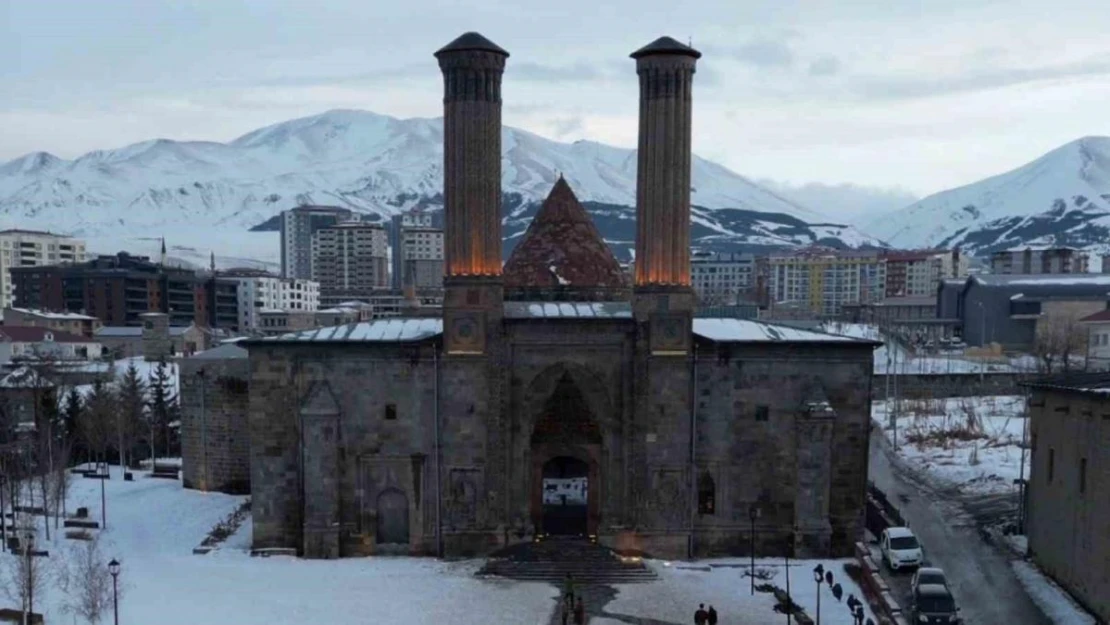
[
  {"left": 529, "top": 371, "right": 604, "bottom": 537},
  {"left": 376, "top": 488, "right": 409, "bottom": 545}
]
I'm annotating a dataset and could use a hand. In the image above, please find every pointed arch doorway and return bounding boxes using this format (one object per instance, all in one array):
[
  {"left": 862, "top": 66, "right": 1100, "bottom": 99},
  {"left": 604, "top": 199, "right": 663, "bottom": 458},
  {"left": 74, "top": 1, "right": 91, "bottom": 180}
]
[{"left": 529, "top": 372, "right": 603, "bottom": 537}]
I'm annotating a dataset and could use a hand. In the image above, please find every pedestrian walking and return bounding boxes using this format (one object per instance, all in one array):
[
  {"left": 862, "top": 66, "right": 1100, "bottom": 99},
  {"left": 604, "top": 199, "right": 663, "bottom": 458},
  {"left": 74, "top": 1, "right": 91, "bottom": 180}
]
[
  {"left": 564, "top": 573, "right": 577, "bottom": 603},
  {"left": 573, "top": 597, "right": 585, "bottom": 625},
  {"left": 707, "top": 605, "right": 718, "bottom": 625},
  {"left": 560, "top": 596, "right": 571, "bottom": 625},
  {"left": 694, "top": 603, "right": 708, "bottom": 625}
]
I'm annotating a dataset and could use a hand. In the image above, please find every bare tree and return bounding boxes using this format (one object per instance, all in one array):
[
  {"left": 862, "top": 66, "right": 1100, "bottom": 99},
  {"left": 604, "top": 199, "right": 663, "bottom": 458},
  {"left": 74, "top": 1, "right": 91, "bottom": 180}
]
[
  {"left": 0, "top": 513, "right": 50, "bottom": 620},
  {"left": 57, "top": 535, "right": 119, "bottom": 624},
  {"left": 1033, "top": 309, "right": 1088, "bottom": 374}
]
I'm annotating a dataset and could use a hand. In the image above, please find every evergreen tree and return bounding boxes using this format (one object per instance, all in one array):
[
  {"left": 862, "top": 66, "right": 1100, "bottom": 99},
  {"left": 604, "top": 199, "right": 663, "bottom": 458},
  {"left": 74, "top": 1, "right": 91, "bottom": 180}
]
[
  {"left": 147, "top": 359, "right": 177, "bottom": 460},
  {"left": 117, "top": 362, "right": 147, "bottom": 468},
  {"left": 63, "top": 387, "right": 83, "bottom": 454},
  {"left": 80, "top": 379, "right": 116, "bottom": 467}
]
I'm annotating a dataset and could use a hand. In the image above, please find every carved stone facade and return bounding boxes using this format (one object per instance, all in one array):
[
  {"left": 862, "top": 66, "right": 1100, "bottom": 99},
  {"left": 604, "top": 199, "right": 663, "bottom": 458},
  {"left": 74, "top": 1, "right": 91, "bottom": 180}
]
[{"left": 243, "top": 32, "right": 876, "bottom": 561}]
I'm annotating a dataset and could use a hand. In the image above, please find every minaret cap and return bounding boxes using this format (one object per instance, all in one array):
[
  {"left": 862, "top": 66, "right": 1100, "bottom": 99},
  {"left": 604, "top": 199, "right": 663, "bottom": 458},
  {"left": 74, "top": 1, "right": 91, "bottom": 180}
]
[
  {"left": 630, "top": 36, "right": 702, "bottom": 59},
  {"left": 435, "top": 31, "right": 510, "bottom": 58}
]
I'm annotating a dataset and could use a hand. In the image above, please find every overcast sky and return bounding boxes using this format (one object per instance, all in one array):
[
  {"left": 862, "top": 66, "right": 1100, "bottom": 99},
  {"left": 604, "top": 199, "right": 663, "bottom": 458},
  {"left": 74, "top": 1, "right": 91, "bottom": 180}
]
[{"left": 3, "top": 0, "right": 1110, "bottom": 197}]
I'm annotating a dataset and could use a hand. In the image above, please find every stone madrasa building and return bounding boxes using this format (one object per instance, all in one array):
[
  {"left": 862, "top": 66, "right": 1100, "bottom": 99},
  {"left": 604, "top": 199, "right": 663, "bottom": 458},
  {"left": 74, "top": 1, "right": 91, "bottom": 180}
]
[{"left": 244, "top": 32, "right": 877, "bottom": 559}]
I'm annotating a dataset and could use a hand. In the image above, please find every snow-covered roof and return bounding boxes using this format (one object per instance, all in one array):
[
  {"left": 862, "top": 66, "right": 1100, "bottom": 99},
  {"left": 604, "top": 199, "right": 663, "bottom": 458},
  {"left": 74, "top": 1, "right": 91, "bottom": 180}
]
[
  {"left": 1021, "top": 372, "right": 1110, "bottom": 395},
  {"left": 693, "top": 319, "right": 876, "bottom": 344},
  {"left": 187, "top": 343, "right": 248, "bottom": 360},
  {"left": 6, "top": 307, "right": 97, "bottom": 320},
  {"left": 0, "top": 367, "right": 54, "bottom": 389},
  {"left": 971, "top": 274, "right": 1110, "bottom": 287},
  {"left": 95, "top": 326, "right": 193, "bottom": 337},
  {"left": 259, "top": 318, "right": 442, "bottom": 343},
  {"left": 503, "top": 301, "right": 632, "bottom": 319}
]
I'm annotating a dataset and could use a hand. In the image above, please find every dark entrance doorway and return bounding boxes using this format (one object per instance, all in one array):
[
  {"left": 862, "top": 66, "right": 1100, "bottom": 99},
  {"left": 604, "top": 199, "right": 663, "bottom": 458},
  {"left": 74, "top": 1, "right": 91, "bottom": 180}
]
[
  {"left": 541, "top": 456, "right": 589, "bottom": 536},
  {"left": 376, "top": 488, "right": 409, "bottom": 545}
]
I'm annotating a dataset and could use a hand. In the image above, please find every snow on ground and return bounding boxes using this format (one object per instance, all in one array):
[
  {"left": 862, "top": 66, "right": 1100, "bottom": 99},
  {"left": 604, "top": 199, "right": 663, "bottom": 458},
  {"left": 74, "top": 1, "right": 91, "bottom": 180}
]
[
  {"left": 1011, "top": 560, "right": 1097, "bottom": 625},
  {"left": 822, "top": 322, "right": 1036, "bottom": 375},
  {"left": 873, "top": 395, "right": 1029, "bottom": 495},
  {"left": 596, "top": 559, "right": 873, "bottom": 625},
  {"left": 2, "top": 467, "right": 552, "bottom": 625}
]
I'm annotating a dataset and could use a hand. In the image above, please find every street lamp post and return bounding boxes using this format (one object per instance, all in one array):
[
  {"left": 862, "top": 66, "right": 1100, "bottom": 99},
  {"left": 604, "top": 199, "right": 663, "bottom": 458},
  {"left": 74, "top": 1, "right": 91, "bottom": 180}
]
[
  {"left": 784, "top": 527, "right": 795, "bottom": 625},
  {"left": 23, "top": 532, "right": 33, "bottom": 625},
  {"left": 109, "top": 558, "right": 120, "bottom": 625},
  {"left": 748, "top": 505, "right": 759, "bottom": 595},
  {"left": 100, "top": 466, "right": 107, "bottom": 530},
  {"left": 813, "top": 564, "right": 825, "bottom": 625}
]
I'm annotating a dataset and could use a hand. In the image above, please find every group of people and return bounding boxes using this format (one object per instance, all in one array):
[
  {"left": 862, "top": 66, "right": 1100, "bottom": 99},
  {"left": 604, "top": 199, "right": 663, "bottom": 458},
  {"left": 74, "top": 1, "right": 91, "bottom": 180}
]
[
  {"left": 694, "top": 604, "right": 718, "bottom": 625},
  {"left": 561, "top": 574, "right": 586, "bottom": 625}
]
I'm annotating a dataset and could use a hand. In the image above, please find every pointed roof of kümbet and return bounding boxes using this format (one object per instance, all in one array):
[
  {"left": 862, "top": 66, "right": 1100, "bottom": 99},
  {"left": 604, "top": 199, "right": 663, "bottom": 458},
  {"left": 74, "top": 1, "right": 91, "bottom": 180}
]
[
  {"left": 435, "top": 32, "right": 509, "bottom": 58},
  {"left": 630, "top": 36, "right": 702, "bottom": 59},
  {"left": 502, "top": 177, "right": 627, "bottom": 290}
]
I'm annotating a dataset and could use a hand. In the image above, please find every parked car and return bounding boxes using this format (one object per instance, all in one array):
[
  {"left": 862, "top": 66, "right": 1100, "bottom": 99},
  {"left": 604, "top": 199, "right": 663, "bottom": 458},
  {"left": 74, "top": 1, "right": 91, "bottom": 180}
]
[
  {"left": 880, "top": 526, "right": 923, "bottom": 571},
  {"left": 911, "top": 583, "right": 961, "bottom": 624},
  {"left": 911, "top": 567, "right": 948, "bottom": 593}
]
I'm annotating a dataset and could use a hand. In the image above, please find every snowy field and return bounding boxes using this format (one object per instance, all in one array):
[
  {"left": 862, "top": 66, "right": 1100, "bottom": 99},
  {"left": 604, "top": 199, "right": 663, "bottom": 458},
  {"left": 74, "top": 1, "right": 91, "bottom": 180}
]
[
  {"left": 1, "top": 468, "right": 875, "bottom": 625},
  {"left": 822, "top": 322, "right": 1036, "bottom": 375},
  {"left": 873, "top": 395, "right": 1029, "bottom": 495},
  {"left": 598, "top": 559, "right": 873, "bottom": 625}
]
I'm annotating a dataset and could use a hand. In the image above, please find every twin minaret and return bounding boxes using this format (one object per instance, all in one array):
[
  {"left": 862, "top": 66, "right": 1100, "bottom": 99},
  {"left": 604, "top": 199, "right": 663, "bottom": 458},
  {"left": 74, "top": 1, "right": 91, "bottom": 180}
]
[{"left": 436, "top": 32, "right": 699, "bottom": 290}]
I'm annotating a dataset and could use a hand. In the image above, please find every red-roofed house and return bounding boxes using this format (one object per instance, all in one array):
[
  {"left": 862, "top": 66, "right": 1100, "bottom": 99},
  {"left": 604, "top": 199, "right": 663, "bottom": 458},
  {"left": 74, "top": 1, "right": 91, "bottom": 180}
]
[
  {"left": 0, "top": 326, "right": 103, "bottom": 365},
  {"left": 1080, "top": 308, "right": 1110, "bottom": 369}
]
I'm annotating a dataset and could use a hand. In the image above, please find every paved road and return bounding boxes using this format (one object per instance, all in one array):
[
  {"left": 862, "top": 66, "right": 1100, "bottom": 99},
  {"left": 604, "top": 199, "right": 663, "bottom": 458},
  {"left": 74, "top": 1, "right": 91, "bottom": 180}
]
[{"left": 868, "top": 429, "right": 1050, "bottom": 625}]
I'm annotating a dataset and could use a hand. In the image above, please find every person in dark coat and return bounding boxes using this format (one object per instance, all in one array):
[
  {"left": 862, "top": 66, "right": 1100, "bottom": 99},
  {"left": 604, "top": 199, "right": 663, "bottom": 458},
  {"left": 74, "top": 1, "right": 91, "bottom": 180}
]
[
  {"left": 563, "top": 573, "right": 576, "bottom": 603},
  {"left": 560, "top": 596, "right": 571, "bottom": 625},
  {"left": 832, "top": 582, "right": 843, "bottom": 602},
  {"left": 694, "top": 604, "right": 708, "bottom": 625},
  {"left": 706, "top": 605, "right": 718, "bottom": 625},
  {"left": 573, "top": 598, "right": 585, "bottom": 625}
]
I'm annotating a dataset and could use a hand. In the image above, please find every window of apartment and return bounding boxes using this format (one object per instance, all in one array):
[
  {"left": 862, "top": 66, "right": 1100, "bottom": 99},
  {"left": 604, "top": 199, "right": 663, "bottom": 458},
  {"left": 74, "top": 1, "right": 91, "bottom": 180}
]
[
  {"left": 697, "top": 472, "right": 715, "bottom": 515},
  {"left": 1048, "top": 448, "right": 1055, "bottom": 483},
  {"left": 1079, "top": 458, "right": 1087, "bottom": 494},
  {"left": 755, "top": 405, "right": 769, "bottom": 421},
  {"left": 384, "top": 404, "right": 397, "bottom": 420}
]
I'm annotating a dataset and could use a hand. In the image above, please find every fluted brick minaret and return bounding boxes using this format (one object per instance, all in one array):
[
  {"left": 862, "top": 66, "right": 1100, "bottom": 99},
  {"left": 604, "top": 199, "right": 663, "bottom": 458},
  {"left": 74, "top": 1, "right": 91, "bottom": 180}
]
[
  {"left": 435, "top": 32, "right": 508, "bottom": 278},
  {"left": 631, "top": 36, "right": 700, "bottom": 287}
]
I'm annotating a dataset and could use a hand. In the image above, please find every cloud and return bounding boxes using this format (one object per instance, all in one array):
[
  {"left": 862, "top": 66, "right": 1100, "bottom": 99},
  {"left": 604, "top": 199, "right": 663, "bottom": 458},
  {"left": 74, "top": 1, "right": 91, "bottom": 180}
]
[
  {"left": 550, "top": 116, "right": 586, "bottom": 138},
  {"left": 855, "top": 55, "right": 1110, "bottom": 100},
  {"left": 808, "top": 55, "right": 842, "bottom": 77},
  {"left": 707, "top": 39, "right": 795, "bottom": 68}
]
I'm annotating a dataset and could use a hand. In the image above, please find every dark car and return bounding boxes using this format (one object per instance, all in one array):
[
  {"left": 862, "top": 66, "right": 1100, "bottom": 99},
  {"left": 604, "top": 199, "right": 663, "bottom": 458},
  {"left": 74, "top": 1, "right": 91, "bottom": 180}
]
[{"left": 912, "top": 583, "right": 961, "bottom": 624}]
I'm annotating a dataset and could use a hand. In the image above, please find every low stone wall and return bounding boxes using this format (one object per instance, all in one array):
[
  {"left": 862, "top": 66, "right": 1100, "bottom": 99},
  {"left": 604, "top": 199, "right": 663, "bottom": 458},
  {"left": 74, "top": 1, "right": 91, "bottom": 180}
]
[
  {"left": 854, "top": 542, "right": 909, "bottom": 625},
  {"left": 871, "top": 373, "right": 1026, "bottom": 399}
]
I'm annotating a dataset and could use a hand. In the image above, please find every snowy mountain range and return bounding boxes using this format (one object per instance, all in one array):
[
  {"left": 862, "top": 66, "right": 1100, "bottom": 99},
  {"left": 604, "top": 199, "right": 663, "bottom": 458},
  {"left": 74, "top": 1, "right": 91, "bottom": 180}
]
[
  {"left": 867, "top": 137, "right": 1110, "bottom": 257},
  {"left": 0, "top": 109, "right": 876, "bottom": 268}
]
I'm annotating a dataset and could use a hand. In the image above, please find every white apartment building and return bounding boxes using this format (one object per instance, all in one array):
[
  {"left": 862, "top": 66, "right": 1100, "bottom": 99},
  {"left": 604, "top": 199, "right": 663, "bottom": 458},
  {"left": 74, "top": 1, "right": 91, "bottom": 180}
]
[
  {"left": 398, "top": 226, "right": 445, "bottom": 289},
  {"left": 0, "top": 229, "right": 86, "bottom": 308},
  {"left": 312, "top": 222, "right": 389, "bottom": 303},
  {"left": 882, "top": 250, "right": 969, "bottom": 297},
  {"left": 690, "top": 252, "right": 754, "bottom": 304},
  {"left": 990, "top": 246, "right": 1089, "bottom": 275},
  {"left": 228, "top": 272, "right": 320, "bottom": 332},
  {"left": 280, "top": 206, "right": 353, "bottom": 279}
]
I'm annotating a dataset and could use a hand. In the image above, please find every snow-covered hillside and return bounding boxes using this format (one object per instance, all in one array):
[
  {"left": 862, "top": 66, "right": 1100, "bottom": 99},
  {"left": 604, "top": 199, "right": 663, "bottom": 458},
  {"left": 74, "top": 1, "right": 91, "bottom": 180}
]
[
  {"left": 0, "top": 109, "right": 877, "bottom": 266},
  {"left": 867, "top": 137, "right": 1110, "bottom": 255}
]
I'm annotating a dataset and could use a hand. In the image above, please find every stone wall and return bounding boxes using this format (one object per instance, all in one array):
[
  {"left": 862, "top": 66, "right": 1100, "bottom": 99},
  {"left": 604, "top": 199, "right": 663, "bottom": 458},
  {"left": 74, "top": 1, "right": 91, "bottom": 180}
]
[
  {"left": 141, "top": 313, "right": 171, "bottom": 361},
  {"left": 180, "top": 355, "right": 250, "bottom": 494},
  {"left": 692, "top": 342, "right": 873, "bottom": 558},
  {"left": 872, "top": 373, "right": 1026, "bottom": 399},
  {"left": 1026, "top": 389, "right": 1110, "bottom": 623},
  {"left": 248, "top": 342, "right": 440, "bottom": 557}
]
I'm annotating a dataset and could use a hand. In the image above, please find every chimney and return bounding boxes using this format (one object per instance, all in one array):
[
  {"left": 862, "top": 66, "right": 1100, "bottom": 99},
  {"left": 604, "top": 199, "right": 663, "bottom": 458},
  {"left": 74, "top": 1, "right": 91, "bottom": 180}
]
[
  {"left": 630, "top": 36, "right": 701, "bottom": 287},
  {"left": 435, "top": 32, "right": 509, "bottom": 279}
]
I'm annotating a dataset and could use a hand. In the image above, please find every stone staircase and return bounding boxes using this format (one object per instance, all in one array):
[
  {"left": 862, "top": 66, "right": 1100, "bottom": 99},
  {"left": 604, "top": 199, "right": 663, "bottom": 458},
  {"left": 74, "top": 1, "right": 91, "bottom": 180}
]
[{"left": 478, "top": 536, "right": 657, "bottom": 584}]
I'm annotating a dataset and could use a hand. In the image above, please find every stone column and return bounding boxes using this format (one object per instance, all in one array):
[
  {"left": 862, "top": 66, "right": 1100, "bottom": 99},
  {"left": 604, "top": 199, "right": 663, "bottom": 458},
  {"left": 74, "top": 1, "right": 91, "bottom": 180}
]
[
  {"left": 794, "top": 404, "right": 835, "bottom": 557},
  {"left": 631, "top": 37, "right": 700, "bottom": 288}
]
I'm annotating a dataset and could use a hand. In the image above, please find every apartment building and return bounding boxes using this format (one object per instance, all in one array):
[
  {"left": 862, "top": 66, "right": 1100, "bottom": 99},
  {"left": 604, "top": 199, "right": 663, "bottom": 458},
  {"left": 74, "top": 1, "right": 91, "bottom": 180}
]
[
  {"left": 280, "top": 205, "right": 353, "bottom": 279},
  {"left": 882, "top": 249, "right": 968, "bottom": 297},
  {"left": 311, "top": 221, "right": 389, "bottom": 306},
  {"left": 990, "top": 246, "right": 1089, "bottom": 275},
  {"left": 0, "top": 229, "right": 86, "bottom": 308},
  {"left": 767, "top": 248, "right": 886, "bottom": 318},
  {"left": 690, "top": 252, "right": 755, "bottom": 304},
  {"left": 389, "top": 212, "right": 445, "bottom": 290},
  {"left": 2, "top": 306, "right": 101, "bottom": 337},
  {"left": 223, "top": 268, "right": 320, "bottom": 332},
  {"left": 9, "top": 252, "right": 239, "bottom": 330}
]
